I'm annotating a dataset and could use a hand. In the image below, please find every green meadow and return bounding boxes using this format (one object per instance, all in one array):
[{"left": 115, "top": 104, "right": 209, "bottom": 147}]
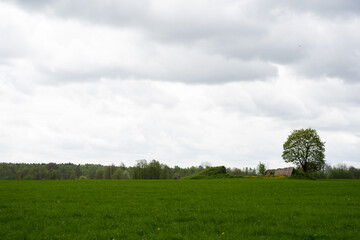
[{"left": 0, "top": 179, "right": 359, "bottom": 240}]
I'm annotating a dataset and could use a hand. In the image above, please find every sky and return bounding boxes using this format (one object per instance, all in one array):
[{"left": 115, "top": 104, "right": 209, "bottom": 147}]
[{"left": 1, "top": 0, "right": 360, "bottom": 169}]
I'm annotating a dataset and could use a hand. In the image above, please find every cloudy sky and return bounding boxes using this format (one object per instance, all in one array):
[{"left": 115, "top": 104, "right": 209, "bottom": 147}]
[{"left": 1, "top": 0, "right": 360, "bottom": 168}]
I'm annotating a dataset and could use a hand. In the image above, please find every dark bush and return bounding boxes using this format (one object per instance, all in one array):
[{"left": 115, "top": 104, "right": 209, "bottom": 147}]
[
  {"left": 328, "top": 169, "right": 353, "bottom": 179},
  {"left": 290, "top": 169, "right": 315, "bottom": 180}
]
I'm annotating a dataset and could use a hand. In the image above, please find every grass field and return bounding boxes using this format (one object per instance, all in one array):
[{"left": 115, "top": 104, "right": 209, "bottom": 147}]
[{"left": 0, "top": 179, "right": 359, "bottom": 240}]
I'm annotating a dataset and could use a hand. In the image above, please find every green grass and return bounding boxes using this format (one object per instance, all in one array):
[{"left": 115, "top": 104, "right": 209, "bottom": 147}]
[{"left": 0, "top": 179, "right": 359, "bottom": 240}]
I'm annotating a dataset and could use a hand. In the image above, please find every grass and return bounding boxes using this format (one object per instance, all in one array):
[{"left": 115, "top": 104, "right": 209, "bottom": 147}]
[{"left": 0, "top": 179, "right": 359, "bottom": 239}]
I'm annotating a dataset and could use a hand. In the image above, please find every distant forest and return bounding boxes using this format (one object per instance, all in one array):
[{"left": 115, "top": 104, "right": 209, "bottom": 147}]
[
  {"left": 0, "top": 160, "right": 359, "bottom": 180},
  {"left": 0, "top": 160, "right": 255, "bottom": 180}
]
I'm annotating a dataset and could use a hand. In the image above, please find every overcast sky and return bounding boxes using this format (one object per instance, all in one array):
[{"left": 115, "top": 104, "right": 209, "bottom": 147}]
[{"left": 1, "top": 0, "right": 360, "bottom": 169}]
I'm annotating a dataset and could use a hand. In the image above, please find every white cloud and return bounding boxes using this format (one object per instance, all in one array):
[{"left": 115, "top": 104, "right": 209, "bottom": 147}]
[{"left": 1, "top": 1, "right": 360, "bottom": 168}]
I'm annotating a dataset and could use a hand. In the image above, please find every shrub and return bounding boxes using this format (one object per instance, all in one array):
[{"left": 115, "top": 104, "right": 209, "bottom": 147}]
[
  {"left": 290, "top": 169, "right": 315, "bottom": 180},
  {"left": 184, "top": 166, "right": 238, "bottom": 179},
  {"left": 328, "top": 169, "right": 353, "bottom": 179},
  {"left": 311, "top": 171, "right": 327, "bottom": 179}
]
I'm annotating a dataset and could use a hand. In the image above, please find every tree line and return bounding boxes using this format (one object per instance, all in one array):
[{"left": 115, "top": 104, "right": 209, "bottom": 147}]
[
  {"left": 0, "top": 160, "right": 259, "bottom": 180},
  {"left": 1, "top": 160, "right": 359, "bottom": 180},
  {"left": 311, "top": 164, "right": 360, "bottom": 179},
  {"left": 0, "top": 160, "right": 209, "bottom": 180}
]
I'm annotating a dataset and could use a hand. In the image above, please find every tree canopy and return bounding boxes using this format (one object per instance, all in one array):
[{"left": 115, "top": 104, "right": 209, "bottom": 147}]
[
  {"left": 257, "top": 162, "right": 266, "bottom": 175},
  {"left": 282, "top": 128, "right": 325, "bottom": 173}
]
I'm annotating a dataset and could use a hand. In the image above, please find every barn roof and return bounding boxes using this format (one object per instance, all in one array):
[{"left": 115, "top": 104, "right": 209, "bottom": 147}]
[{"left": 265, "top": 167, "right": 294, "bottom": 177}]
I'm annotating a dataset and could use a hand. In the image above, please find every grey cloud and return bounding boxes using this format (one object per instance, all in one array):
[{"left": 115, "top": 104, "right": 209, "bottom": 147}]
[
  {"left": 295, "top": 48, "right": 360, "bottom": 82},
  {"left": 4, "top": 0, "right": 360, "bottom": 83},
  {"left": 37, "top": 60, "right": 277, "bottom": 85},
  {"left": 11, "top": 0, "right": 360, "bottom": 23},
  {"left": 9, "top": 0, "right": 149, "bottom": 25},
  {"left": 261, "top": 0, "right": 360, "bottom": 17},
  {"left": 151, "top": 58, "right": 278, "bottom": 84}
]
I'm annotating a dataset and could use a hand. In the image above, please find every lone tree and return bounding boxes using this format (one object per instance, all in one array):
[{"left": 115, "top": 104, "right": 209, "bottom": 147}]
[
  {"left": 282, "top": 128, "right": 325, "bottom": 173},
  {"left": 257, "top": 162, "right": 266, "bottom": 175}
]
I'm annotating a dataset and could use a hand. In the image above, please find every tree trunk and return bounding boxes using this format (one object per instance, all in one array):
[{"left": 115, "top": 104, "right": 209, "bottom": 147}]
[{"left": 303, "top": 163, "right": 307, "bottom": 173}]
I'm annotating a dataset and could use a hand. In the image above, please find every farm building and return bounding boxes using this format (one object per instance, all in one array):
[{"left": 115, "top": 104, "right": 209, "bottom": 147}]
[{"left": 265, "top": 167, "right": 294, "bottom": 177}]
